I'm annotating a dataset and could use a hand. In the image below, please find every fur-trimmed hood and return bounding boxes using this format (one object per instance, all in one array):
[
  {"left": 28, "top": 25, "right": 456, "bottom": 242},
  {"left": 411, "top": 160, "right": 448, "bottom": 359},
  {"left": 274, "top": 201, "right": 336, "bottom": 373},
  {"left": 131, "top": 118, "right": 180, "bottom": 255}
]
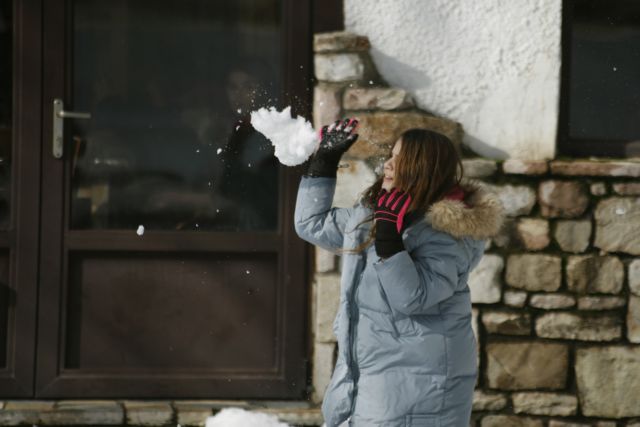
[{"left": 425, "top": 177, "right": 506, "bottom": 240}]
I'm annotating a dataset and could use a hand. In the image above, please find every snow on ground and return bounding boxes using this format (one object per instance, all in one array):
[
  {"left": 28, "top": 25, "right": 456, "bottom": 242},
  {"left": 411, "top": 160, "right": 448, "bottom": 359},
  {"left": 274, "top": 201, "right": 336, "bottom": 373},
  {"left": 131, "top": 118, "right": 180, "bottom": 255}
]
[
  {"left": 250, "top": 106, "right": 319, "bottom": 166},
  {"left": 205, "top": 407, "right": 290, "bottom": 427}
]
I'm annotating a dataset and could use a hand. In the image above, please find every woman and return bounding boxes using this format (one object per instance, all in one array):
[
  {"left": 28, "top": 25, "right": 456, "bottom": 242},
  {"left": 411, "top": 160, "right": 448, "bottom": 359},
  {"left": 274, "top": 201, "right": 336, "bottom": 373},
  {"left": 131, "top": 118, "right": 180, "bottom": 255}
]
[{"left": 294, "top": 119, "right": 506, "bottom": 427}]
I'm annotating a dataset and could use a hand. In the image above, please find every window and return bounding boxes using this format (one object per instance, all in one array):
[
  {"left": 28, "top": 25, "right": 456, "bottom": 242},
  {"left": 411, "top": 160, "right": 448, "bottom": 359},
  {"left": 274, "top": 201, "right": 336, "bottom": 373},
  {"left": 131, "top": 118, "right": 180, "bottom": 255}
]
[{"left": 559, "top": 0, "right": 640, "bottom": 158}]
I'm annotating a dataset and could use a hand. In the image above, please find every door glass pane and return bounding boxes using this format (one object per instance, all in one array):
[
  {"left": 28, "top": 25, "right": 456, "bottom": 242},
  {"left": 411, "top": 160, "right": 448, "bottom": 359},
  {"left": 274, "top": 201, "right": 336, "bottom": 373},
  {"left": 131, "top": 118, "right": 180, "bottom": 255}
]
[
  {"left": 0, "top": 0, "right": 11, "bottom": 230},
  {"left": 70, "top": 1, "right": 281, "bottom": 231}
]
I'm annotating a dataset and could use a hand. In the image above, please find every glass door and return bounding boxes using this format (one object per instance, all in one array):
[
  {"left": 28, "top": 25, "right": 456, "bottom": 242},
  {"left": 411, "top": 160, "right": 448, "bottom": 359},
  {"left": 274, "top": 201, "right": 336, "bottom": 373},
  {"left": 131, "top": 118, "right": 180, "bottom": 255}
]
[{"left": 36, "top": 0, "right": 310, "bottom": 398}]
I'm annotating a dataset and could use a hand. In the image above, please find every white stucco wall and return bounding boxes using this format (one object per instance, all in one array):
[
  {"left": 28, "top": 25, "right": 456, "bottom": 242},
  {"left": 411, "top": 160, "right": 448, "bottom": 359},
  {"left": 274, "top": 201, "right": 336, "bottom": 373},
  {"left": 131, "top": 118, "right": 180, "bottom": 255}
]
[{"left": 344, "top": 0, "right": 562, "bottom": 160}]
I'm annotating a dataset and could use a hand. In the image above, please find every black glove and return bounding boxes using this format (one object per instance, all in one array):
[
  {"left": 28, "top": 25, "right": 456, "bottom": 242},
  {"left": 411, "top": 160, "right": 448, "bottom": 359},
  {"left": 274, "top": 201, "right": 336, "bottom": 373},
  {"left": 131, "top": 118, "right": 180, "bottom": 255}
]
[
  {"left": 305, "top": 117, "right": 359, "bottom": 178},
  {"left": 374, "top": 188, "right": 412, "bottom": 258}
]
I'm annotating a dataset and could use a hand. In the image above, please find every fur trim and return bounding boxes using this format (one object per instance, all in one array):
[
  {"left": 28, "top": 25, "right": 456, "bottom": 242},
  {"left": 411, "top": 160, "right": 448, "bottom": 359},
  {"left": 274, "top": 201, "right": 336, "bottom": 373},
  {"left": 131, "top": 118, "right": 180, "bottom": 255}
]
[{"left": 425, "top": 177, "right": 506, "bottom": 240}]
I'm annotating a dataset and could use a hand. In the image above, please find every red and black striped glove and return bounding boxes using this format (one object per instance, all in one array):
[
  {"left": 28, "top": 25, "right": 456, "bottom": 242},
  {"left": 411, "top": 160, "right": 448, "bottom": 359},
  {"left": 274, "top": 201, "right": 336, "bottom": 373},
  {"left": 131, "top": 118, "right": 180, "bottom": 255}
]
[{"left": 374, "top": 188, "right": 412, "bottom": 258}]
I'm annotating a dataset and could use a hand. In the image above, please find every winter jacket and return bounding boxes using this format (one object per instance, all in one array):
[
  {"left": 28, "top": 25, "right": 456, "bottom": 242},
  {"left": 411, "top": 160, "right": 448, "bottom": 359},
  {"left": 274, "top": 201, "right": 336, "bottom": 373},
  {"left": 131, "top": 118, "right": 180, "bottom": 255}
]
[{"left": 294, "top": 176, "right": 506, "bottom": 427}]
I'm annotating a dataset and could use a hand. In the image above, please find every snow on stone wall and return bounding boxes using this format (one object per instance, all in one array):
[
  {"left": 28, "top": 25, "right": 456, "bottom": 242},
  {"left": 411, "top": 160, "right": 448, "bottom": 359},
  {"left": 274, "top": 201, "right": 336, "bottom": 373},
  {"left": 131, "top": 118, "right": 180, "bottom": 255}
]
[{"left": 344, "top": 0, "right": 562, "bottom": 160}]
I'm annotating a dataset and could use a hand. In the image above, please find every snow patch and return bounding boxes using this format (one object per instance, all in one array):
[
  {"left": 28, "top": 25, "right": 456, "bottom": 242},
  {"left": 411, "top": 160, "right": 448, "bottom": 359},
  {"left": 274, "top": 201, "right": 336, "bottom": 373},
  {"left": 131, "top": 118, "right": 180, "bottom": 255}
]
[
  {"left": 205, "top": 407, "right": 289, "bottom": 427},
  {"left": 250, "top": 106, "right": 319, "bottom": 166}
]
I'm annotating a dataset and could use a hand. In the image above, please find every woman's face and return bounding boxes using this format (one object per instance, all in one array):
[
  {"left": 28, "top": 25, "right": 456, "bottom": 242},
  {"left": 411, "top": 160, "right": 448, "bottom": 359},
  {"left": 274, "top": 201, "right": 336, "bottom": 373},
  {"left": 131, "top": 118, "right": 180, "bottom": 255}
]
[{"left": 382, "top": 139, "right": 402, "bottom": 191}]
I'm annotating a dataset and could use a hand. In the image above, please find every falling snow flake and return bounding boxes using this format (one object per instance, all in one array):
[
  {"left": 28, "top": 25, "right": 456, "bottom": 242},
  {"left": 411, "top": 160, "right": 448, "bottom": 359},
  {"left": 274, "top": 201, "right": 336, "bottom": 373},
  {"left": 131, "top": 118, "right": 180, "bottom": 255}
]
[{"left": 136, "top": 225, "right": 145, "bottom": 236}]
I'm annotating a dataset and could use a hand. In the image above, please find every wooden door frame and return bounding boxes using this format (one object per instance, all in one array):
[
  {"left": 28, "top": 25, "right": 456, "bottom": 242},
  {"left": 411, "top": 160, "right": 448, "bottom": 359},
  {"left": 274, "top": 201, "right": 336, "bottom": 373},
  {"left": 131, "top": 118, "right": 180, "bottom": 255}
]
[
  {"left": 35, "top": 0, "right": 313, "bottom": 398},
  {"left": 0, "top": 0, "right": 42, "bottom": 397}
]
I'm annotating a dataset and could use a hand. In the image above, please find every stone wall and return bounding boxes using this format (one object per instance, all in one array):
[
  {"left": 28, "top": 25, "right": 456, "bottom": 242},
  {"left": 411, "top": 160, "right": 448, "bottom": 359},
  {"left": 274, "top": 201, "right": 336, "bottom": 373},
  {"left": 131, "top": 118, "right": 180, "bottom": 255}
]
[{"left": 310, "top": 31, "right": 640, "bottom": 426}]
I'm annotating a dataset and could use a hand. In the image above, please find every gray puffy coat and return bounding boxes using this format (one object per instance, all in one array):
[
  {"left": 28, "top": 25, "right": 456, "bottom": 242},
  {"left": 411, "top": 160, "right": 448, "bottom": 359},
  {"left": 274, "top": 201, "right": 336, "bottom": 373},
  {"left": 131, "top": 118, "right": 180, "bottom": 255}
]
[{"left": 294, "top": 176, "right": 505, "bottom": 427}]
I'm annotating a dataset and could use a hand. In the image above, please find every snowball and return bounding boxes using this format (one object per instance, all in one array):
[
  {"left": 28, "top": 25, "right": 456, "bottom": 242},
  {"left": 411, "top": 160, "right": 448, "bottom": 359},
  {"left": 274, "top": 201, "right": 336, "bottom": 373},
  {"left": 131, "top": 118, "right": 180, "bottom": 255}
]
[
  {"left": 136, "top": 225, "right": 145, "bottom": 236},
  {"left": 250, "top": 106, "right": 319, "bottom": 166},
  {"left": 205, "top": 408, "right": 289, "bottom": 427}
]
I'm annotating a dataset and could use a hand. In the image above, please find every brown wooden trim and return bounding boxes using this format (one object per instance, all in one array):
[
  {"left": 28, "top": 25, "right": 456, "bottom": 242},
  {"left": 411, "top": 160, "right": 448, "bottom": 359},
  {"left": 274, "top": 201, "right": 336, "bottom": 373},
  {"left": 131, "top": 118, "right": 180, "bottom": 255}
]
[
  {"left": 312, "top": 0, "right": 343, "bottom": 33},
  {"left": 64, "top": 231, "right": 281, "bottom": 252},
  {"left": 281, "top": 0, "right": 313, "bottom": 399},
  {"left": 0, "top": 0, "right": 42, "bottom": 397},
  {"left": 0, "top": 231, "right": 11, "bottom": 247},
  {"left": 35, "top": 0, "right": 66, "bottom": 398}
]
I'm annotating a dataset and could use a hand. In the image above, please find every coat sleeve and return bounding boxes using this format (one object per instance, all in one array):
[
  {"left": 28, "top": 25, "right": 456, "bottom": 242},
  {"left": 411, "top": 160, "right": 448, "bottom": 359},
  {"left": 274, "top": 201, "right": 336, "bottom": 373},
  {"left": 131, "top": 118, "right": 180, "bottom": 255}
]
[
  {"left": 294, "top": 176, "right": 354, "bottom": 252},
  {"left": 373, "top": 231, "right": 466, "bottom": 315}
]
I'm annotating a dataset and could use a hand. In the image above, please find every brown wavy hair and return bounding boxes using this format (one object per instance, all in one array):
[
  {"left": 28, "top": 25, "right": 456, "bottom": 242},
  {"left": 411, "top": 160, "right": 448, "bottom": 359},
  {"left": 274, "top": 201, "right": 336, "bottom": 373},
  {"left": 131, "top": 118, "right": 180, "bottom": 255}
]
[{"left": 342, "top": 128, "right": 465, "bottom": 254}]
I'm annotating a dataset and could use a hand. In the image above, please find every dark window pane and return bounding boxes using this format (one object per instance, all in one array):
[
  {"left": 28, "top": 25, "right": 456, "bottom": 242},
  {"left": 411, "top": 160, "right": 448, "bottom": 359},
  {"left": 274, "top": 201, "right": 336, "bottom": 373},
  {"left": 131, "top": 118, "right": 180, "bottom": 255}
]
[
  {"left": 70, "top": 1, "right": 281, "bottom": 231},
  {"left": 569, "top": 0, "right": 640, "bottom": 141},
  {"left": 0, "top": 0, "right": 11, "bottom": 229}
]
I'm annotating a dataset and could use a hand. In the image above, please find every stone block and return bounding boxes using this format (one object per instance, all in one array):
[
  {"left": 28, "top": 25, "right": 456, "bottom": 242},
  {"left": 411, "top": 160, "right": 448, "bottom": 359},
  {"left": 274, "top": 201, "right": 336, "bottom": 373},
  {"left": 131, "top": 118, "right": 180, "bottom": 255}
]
[
  {"left": 590, "top": 182, "right": 608, "bottom": 196},
  {"left": 594, "top": 197, "right": 640, "bottom": 255},
  {"left": 577, "top": 295, "right": 626, "bottom": 310},
  {"left": 516, "top": 218, "right": 550, "bottom": 250},
  {"left": 486, "top": 341, "right": 568, "bottom": 390},
  {"left": 529, "top": 293, "right": 576, "bottom": 309},
  {"left": 511, "top": 392, "right": 578, "bottom": 416},
  {"left": 334, "top": 159, "right": 376, "bottom": 208},
  {"left": 472, "top": 390, "right": 508, "bottom": 411},
  {"left": 468, "top": 254, "right": 503, "bottom": 304},
  {"left": 535, "top": 312, "right": 622, "bottom": 341},
  {"left": 0, "top": 401, "right": 55, "bottom": 426},
  {"left": 314, "top": 31, "right": 371, "bottom": 53},
  {"left": 313, "top": 83, "right": 343, "bottom": 130},
  {"left": 39, "top": 401, "right": 124, "bottom": 425},
  {"left": 315, "top": 53, "right": 365, "bottom": 82},
  {"left": 315, "top": 274, "right": 341, "bottom": 342},
  {"left": 482, "top": 310, "right": 531, "bottom": 335},
  {"left": 483, "top": 183, "right": 536, "bottom": 217},
  {"left": 311, "top": 342, "right": 336, "bottom": 404},
  {"left": 174, "top": 402, "right": 214, "bottom": 427},
  {"left": 345, "top": 111, "right": 462, "bottom": 159},
  {"left": 553, "top": 220, "right": 591, "bottom": 253},
  {"left": 566, "top": 255, "right": 624, "bottom": 294},
  {"left": 575, "top": 346, "right": 640, "bottom": 417},
  {"left": 503, "top": 290, "right": 527, "bottom": 307},
  {"left": 462, "top": 159, "right": 498, "bottom": 178},
  {"left": 631, "top": 259, "right": 640, "bottom": 296},
  {"left": 502, "top": 159, "right": 548, "bottom": 175},
  {"left": 550, "top": 160, "right": 640, "bottom": 177},
  {"left": 548, "top": 421, "right": 590, "bottom": 427},
  {"left": 538, "top": 180, "right": 589, "bottom": 218},
  {"left": 612, "top": 182, "right": 640, "bottom": 195},
  {"left": 315, "top": 246, "right": 336, "bottom": 273},
  {"left": 505, "top": 254, "right": 561, "bottom": 291},
  {"left": 124, "top": 401, "right": 173, "bottom": 426},
  {"left": 343, "top": 87, "right": 413, "bottom": 110},
  {"left": 480, "top": 415, "right": 543, "bottom": 427},
  {"left": 628, "top": 295, "right": 640, "bottom": 343}
]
